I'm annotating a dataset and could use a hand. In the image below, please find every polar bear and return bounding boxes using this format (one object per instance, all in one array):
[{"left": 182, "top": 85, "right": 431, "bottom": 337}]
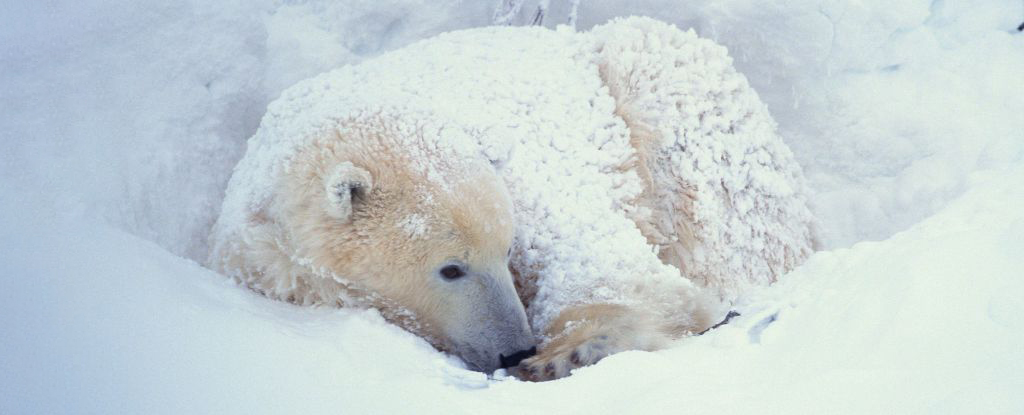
[{"left": 208, "top": 17, "right": 816, "bottom": 380}]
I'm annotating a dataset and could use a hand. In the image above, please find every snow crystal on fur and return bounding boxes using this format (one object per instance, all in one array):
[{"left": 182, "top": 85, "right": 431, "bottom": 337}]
[{"left": 209, "top": 17, "right": 815, "bottom": 333}]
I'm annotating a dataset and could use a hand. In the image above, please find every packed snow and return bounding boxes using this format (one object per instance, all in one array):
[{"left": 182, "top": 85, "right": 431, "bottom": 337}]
[{"left": 2, "top": 0, "right": 1022, "bottom": 414}]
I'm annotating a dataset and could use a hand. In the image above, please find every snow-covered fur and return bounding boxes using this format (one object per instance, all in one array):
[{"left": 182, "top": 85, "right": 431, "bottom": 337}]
[
  {"left": 208, "top": 17, "right": 816, "bottom": 380},
  {"left": 209, "top": 111, "right": 535, "bottom": 373},
  {"left": 589, "top": 20, "right": 817, "bottom": 301}
]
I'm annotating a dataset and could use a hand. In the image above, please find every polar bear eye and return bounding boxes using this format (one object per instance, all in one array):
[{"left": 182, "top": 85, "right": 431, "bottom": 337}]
[{"left": 439, "top": 265, "right": 466, "bottom": 280}]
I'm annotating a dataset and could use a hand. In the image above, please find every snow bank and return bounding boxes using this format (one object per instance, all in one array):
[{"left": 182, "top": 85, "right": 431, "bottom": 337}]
[
  {"left": 0, "top": 197, "right": 464, "bottom": 413},
  {"left": 4, "top": 166, "right": 1021, "bottom": 414},
  {"left": 2, "top": 0, "right": 1022, "bottom": 413}
]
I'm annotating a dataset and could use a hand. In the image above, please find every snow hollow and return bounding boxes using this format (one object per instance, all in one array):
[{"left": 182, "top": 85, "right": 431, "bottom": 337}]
[{"left": 1, "top": 1, "right": 1022, "bottom": 413}]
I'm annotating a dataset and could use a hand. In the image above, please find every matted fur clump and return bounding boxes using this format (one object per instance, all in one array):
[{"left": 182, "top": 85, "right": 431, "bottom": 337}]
[{"left": 208, "top": 17, "right": 815, "bottom": 380}]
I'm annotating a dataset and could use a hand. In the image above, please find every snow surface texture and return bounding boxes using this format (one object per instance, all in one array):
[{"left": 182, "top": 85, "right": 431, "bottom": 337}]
[
  {"left": 209, "top": 17, "right": 814, "bottom": 334},
  {"left": 2, "top": 0, "right": 1023, "bottom": 413}
]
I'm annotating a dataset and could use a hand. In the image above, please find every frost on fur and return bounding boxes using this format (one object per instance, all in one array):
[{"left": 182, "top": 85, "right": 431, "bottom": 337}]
[
  {"left": 208, "top": 16, "right": 816, "bottom": 378},
  {"left": 587, "top": 17, "right": 817, "bottom": 301},
  {"left": 324, "top": 161, "right": 372, "bottom": 222}
]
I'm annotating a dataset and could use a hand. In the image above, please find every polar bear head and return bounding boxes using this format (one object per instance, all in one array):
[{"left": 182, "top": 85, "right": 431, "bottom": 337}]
[{"left": 277, "top": 120, "right": 535, "bottom": 372}]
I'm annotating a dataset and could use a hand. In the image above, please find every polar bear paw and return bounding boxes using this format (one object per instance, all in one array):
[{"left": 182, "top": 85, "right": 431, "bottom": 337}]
[
  {"left": 514, "top": 304, "right": 672, "bottom": 381},
  {"left": 515, "top": 330, "right": 619, "bottom": 381}
]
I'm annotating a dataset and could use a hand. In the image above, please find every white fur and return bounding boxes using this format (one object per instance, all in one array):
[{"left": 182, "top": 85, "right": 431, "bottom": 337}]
[
  {"left": 323, "top": 161, "right": 372, "bottom": 221},
  {"left": 208, "top": 17, "right": 816, "bottom": 379}
]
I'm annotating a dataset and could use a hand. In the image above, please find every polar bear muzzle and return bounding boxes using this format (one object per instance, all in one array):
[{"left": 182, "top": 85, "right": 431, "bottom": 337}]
[{"left": 436, "top": 264, "right": 535, "bottom": 373}]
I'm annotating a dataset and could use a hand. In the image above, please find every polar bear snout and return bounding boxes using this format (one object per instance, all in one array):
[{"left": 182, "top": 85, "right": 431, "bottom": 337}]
[
  {"left": 444, "top": 268, "right": 536, "bottom": 373},
  {"left": 499, "top": 346, "right": 537, "bottom": 369},
  {"left": 485, "top": 313, "right": 536, "bottom": 372},
  {"left": 457, "top": 323, "right": 535, "bottom": 373}
]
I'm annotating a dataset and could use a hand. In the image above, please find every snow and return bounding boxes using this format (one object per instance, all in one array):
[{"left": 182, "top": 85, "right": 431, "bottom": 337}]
[
  {"left": 586, "top": 18, "right": 816, "bottom": 301},
  {"left": 2, "top": 0, "right": 1023, "bottom": 414},
  {"left": 398, "top": 213, "right": 431, "bottom": 239}
]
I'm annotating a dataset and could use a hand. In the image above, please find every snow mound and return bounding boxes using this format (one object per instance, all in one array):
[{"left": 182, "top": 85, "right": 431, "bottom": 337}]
[{"left": 4, "top": 163, "right": 1020, "bottom": 415}]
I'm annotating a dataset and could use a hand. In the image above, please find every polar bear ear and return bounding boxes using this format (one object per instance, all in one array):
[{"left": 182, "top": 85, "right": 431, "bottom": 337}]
[{"left": 324, "top": 161, "right": 373, "bottom": 222}]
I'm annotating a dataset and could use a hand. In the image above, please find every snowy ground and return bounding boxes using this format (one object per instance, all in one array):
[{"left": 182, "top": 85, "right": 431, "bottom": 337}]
[{"left": 2, "top": 1, "right": 1023, "bottom": 413}]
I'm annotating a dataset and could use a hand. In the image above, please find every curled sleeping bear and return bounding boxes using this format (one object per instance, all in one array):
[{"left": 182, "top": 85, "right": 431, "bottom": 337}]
[{"left": 208, "top": 17, "right": 816, "bottom": 381}]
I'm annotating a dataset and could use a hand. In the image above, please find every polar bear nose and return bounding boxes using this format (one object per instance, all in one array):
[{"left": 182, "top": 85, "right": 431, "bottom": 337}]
[{"left": 499, "top": 346, "right": 537, "bottom": 369}]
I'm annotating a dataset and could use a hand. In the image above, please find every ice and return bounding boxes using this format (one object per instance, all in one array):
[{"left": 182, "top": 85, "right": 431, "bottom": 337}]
[{"left": 2, "top": 0, "right": 1023, "bottom": 413}]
